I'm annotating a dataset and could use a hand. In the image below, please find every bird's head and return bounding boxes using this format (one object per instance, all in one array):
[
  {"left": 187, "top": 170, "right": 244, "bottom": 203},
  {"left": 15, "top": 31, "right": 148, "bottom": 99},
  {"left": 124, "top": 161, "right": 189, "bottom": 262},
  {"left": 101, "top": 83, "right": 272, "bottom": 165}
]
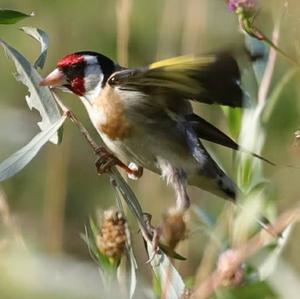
[{"left": 40, "top": 51, "right": 118, "bottom": 99}]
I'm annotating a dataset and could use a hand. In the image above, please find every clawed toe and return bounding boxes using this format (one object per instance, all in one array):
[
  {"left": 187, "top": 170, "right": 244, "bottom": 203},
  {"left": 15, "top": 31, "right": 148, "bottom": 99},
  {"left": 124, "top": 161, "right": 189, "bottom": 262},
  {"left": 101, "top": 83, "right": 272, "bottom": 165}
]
[
  {"left": 142, "top": 213, "right": 162, "bottom": 262},
  {"left": 95, "top": 147, "right": 119, "bottom": 174}
]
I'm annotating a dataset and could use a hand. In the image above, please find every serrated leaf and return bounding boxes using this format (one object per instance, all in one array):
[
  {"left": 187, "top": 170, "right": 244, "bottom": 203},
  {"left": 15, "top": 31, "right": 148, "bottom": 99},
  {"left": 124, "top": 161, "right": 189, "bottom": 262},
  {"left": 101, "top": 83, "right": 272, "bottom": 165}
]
[
  {"left": 0, "top": 39, "right": 62, "bottom": 143},
  {"left": 21, "top": 27, "right": 49, "bottom": 69},
  {"left": 0, "top": 116, "right": 66, "bottom": 182},
  {"left": 0, "top": 9, "right": 33, "bottom": 24},
  {"left": 147, "top": 243, "right": 185, "bottom": 299}
]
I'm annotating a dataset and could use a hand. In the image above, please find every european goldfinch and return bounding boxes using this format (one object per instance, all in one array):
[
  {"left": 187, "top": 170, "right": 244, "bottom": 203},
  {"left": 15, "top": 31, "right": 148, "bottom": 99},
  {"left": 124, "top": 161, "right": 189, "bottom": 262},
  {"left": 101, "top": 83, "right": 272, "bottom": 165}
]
[{"left": 41, "top": 51, "right": 257, "bottom": 210}]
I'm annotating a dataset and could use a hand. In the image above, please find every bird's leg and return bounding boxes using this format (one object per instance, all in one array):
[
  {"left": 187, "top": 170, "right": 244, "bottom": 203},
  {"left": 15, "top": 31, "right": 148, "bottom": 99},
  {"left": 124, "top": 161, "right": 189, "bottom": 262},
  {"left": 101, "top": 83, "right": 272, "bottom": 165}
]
[
  {"left": 172, "top": 169, "right": 190, "bottom": 212},
  {"left": 95, "top": 147, "right": 143, "bottom": 178},
  {"left": 158, "top": 158, "right": 190, "bottom": 211}
]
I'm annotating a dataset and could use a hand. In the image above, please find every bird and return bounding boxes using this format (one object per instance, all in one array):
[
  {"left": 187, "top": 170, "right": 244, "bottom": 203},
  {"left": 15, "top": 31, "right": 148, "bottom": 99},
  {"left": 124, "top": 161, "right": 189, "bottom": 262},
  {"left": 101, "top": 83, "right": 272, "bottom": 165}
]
[{"left": 40, "top": 51, "right": 271, "bottom": 211}]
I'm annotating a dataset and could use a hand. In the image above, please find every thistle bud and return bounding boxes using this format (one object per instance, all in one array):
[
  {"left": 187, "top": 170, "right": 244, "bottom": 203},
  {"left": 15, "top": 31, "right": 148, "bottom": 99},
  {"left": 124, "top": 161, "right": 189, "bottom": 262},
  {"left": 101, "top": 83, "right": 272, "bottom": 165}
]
[
  {"left": 161, "top": 208, "right": 187, "bottom": 250},
  {"left": 227, "top": 0, "right": 258, "bottom": 14},
  {"left": 96, "top": 209, "right": 127, "bottom": 264},
  {"left": 217, "top": 249, "right": 245, "bottom": 287}
]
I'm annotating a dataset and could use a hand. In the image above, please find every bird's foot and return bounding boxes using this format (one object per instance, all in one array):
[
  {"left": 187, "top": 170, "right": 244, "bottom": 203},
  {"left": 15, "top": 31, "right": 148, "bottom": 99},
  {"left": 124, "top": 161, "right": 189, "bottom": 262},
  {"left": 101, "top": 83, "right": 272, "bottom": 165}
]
[
  {"left": 94, "top": 147, "right": 143, "bottom": 177},
  {"left": 142, "top": 213, "right": 162, "bottom": 262},
  {"left": 95, "top": 147, "right": 121, "bottom": 174}
]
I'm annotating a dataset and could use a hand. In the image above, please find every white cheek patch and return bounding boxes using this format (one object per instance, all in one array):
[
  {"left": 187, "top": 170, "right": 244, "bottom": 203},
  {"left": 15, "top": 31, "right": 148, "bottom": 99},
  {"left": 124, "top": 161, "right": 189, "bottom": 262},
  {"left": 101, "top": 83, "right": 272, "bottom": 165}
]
[{"left": 83, "top": 56, "right": 104, "bottom": 102}]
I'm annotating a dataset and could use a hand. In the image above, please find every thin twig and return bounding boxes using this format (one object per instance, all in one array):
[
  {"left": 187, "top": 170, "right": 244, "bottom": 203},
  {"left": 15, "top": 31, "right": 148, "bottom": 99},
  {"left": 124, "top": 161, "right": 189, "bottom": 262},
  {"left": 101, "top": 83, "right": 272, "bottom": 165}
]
[
  {"left": 190, "top": 206, "right": 300, "bottom": 299},
  {"left": 53, "top": 93, "right": 153, "bottom": 242},
  {"left": 257, "top": 23, "right": 280, "bottom": 103}
]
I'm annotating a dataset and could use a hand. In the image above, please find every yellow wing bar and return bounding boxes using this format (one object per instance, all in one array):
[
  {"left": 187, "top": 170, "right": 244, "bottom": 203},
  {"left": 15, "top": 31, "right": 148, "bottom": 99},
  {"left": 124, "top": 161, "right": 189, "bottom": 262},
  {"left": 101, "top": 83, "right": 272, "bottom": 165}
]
[{"left": 149, "top": 55, "right": 216, "bottom": 70}]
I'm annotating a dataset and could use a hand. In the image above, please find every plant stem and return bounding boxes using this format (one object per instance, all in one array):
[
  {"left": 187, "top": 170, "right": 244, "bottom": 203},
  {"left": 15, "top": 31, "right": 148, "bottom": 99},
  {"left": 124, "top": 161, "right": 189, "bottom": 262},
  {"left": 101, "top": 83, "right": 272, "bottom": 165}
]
[{"left": 53, "top": 93, "right": 153, "bottom": 241}]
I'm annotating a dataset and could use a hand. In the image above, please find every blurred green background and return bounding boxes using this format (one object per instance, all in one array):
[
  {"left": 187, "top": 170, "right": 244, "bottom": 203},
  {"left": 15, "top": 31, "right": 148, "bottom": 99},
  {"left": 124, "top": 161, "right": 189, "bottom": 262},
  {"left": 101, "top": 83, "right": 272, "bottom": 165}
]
[{"left": 1, "top": 0, "right": 300, "bottom": 298}]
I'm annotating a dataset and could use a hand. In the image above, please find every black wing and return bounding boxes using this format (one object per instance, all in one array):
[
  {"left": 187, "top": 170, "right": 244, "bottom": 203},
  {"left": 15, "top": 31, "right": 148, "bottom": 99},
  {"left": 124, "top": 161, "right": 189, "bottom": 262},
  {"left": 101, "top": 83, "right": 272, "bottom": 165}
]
[{"left": 108, "top": 53, "right": 243, "bottom": 107}]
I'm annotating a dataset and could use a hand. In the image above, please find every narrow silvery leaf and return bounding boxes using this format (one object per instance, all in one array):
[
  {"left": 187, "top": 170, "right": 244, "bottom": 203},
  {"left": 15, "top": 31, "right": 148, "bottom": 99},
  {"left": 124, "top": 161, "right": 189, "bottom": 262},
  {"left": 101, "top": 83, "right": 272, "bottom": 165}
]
[
  {"left": 258, "top": 224, "right": 293, "bottom": 280},
  {"left": 128, "top": 250, "right": 137, "bottom": 299},
  {"left": 21, "top": 27, "right": 49, "bottom": 69},
  {"left": 114, "top": 191, "right": 137, "bottom": 299},
  {"left": 147, "top": 243, "right": 185, "bottom": 299},
  {"left": 111, "top": 169, "right": 148, "bottom": 234},
  {"left": 0, "top": 116, "right": 66, "bottom": 182},
  {"left": 0, "top": 10, "right": 34, "bottom": 24},
  {"left": 0, "top": 39, "right": 61, "bottom": 143}
]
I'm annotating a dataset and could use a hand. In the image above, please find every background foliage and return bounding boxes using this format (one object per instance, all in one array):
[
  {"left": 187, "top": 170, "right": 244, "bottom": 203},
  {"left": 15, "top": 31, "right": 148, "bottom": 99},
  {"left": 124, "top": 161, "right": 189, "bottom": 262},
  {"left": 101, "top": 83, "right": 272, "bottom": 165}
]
[{"left": 1, "top": 0, "right": 300, "bottom": 298}]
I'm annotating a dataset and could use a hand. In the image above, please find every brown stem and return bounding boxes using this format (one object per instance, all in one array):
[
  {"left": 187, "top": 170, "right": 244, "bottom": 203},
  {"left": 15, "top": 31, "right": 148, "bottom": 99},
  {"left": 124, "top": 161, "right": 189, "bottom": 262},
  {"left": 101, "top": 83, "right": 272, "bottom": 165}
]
[
  {"left": 53, "top": 93, "right": 153, "bottom": 242},
  {"left": 190, "top": 207, "right": 300, "bottom": 299}
]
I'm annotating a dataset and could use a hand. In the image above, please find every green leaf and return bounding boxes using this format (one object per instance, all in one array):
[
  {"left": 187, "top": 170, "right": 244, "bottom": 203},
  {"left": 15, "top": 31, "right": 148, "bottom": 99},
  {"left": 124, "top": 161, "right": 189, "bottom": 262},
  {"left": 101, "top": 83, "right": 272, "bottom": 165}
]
[
  {"left": 0, "top": 39, "right": 62, "bottom": 144},
  {"left": 228, "top": 280, "right": 278, "bottom": 299},
  {"left": 222, "top": 107, "right": 242, "bottom": 139},
  {"left": 0, "top": 9, "right": 33, "bottom": 24},
  {"left": 0, "top": 116, "right": 66, "bottom": 182},
  {"left": 21, "top": 27, "right": 49, "bottom": 69},
  {"left": 262, "top": 68, "right": 299, "bottom": 124}
]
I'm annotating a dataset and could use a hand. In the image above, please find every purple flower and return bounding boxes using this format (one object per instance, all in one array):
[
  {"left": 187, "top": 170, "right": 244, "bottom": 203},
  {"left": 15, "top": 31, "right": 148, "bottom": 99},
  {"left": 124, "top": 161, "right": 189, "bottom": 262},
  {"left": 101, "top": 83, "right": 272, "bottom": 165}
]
[{"left": 228, "top": 0, "right": 257, "bottom": 13}]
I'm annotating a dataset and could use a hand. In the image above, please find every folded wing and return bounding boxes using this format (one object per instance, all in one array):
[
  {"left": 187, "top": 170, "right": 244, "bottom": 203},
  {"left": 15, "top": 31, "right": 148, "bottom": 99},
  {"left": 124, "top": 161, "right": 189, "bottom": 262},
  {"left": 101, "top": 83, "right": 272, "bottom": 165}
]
[{"left": 108, "top": 53, "right": 243, "bottom": 107}]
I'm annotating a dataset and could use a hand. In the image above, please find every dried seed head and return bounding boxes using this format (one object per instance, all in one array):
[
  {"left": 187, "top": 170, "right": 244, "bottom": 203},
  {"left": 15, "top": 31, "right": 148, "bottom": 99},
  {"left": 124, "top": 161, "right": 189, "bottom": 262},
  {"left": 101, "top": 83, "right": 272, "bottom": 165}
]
[
  {"left": 161, "top": 208, "right": 187, "bottom": 250},
  {"left": 96, "top": 209, "right": 127, "bottom": 264}
]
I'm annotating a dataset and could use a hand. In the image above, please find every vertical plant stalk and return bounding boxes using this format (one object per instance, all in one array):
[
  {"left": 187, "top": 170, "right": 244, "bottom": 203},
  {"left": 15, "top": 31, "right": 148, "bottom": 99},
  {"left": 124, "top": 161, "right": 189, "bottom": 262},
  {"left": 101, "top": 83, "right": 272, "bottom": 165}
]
[
  {"left": 258, "top": 8, "right": 284, "bottom": 104},
  {"left": 43, "top": 134, "right": 71, "bottom": 253},
  {"left": 116, "top": 0, "right": 132, "bottom": 66},
  {"left": 0, "top": 188, "right": 25, "bottom": 248},
  {"left": 156, "top": 0, "right": 183, "bottom": 59},
  {"left": 181, "top": 0, "right": 206, "bottom": 54}
]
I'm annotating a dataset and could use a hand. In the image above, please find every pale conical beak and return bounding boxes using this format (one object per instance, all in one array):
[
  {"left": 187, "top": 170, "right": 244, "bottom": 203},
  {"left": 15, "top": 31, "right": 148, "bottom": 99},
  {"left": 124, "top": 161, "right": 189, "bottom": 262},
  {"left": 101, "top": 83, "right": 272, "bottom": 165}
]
[{"left": 39, "top": 68, "right": 66, "bottom": 87}]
